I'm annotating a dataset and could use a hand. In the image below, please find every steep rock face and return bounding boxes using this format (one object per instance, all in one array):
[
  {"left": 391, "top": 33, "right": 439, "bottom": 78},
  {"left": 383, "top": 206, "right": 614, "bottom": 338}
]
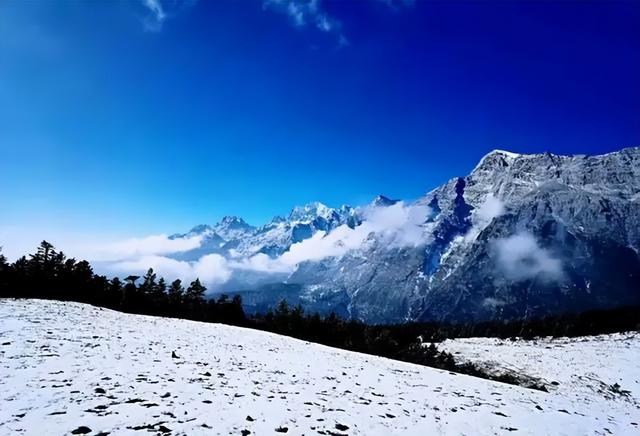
[
  {"left": 411, "top": 148, "right": 640, "bottom": 322},
  {"left": 292, "top": 148, "right": 640, "bottom": 323},
  {"left": 170, "top": 147, "right": 640, "bottom": 324}
]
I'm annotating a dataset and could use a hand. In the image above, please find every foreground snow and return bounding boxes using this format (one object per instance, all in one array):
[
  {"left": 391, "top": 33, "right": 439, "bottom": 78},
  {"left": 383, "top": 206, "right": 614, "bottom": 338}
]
[
  {"left": 0, "top": 300, "right": 638, "bottom": 435},
  {"left": 441, "top": 334, "right": 640, "bottom": 413}
]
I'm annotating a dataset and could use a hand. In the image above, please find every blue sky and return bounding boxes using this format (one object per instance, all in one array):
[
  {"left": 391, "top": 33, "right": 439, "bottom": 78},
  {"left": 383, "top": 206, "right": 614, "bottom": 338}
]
[{"left": 1, "top": 0, "right": 639, "bottom": 251}]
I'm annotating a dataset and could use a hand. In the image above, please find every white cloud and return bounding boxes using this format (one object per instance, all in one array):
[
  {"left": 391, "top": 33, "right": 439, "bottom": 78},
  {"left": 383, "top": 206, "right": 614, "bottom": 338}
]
[
  {"left": 464, "top": 194, "right": 505, "bottom": 243},
  {"left": 278, "top": 202, "right": 432, "bottom": 266},
  {"left": 106, "top": 253, "right": 232, "bottom": 287},
  {"left": 263, "top": 0, "right": 346, "bottom": 43},
  {"left": 141, "top": 0, "right": 198, "bottom": 32},
  {"left": 229, "top": 252, "right": 292, "bottom": 274},
  {"left": 142, "top": 0, "right": 167, "bottom": 32},
  {"left": 493, "top": 232, "right": 564, "bottom": 282},
  {"left": 89, "top": 234, "right": 204, "bottom": 262}
]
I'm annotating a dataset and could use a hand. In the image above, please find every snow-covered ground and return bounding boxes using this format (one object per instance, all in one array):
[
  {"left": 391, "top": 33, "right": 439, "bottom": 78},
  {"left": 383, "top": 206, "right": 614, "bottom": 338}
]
[
  {"left": 441, "top": 334, "right": 640, "bottom": 413},
  {"left": 0, "top": 300, "right": 638, "bottom": 435}
]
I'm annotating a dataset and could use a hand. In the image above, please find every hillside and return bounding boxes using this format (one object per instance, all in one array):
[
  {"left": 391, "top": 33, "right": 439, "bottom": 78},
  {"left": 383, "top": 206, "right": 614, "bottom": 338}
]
[{"left": 1, "top": 299, "right": 638, "bottom": 435}]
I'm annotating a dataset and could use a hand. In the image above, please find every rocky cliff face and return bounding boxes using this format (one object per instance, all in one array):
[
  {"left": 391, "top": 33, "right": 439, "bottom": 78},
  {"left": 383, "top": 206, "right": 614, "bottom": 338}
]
[{"left": 171, "top": 147, "right": 640, "bottom": 324}]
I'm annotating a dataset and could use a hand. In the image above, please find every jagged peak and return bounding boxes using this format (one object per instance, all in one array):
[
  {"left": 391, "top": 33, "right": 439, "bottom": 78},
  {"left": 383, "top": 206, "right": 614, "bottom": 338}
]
[
  {"left": 471, "top": 149, "right": 526, "bottom": 173},
  {"left": 289, "top": 201, "right": 334, "bottom": 221},
  {"left": 188, "top": 224, "right": 213, "bottom": 234},
  {"left": 219, "top": 215, "right": 247, "bottom": 225},
  {"left": 371, "top": 195, "right": 399, "bottom": 207},
  {"left": 269, "top": 215, "right": 287, "bottom": 224}
]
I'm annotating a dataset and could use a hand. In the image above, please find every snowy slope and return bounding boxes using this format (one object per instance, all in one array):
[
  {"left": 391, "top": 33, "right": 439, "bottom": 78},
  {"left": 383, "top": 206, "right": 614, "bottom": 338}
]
[
  {"left": 1, "top": 300, "right": 639, "bottom": 435},
  {"left": 441, "top": 334, "right": 640, "bottom": 412}
]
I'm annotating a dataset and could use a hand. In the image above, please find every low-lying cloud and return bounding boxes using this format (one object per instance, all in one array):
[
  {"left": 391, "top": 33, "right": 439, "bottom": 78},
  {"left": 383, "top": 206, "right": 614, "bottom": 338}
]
[
  {"left": 281, "top": 202, "right": 432, "bottom": 266},
  {"left": 91, "top": 234, "right": 204, "bottom": 262},
  {"left": 464, "top": 194, "right": 504, "bottom": 243},
  {"left": 107, "top": 253, "right": 232, "bottom": 286},
  {"left": 493, "top": 232, "right": 564, "bottom": 282},
  {"left": 89, "top": 202, "right": 433, "bottom": 288}
]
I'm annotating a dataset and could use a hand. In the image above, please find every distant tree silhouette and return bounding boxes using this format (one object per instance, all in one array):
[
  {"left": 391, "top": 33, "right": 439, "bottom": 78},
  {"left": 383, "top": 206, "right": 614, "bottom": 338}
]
[
  {"left": 0, "top": 247, "right": 8, "bottom": 297},
  {"left": 186, "top": 278, "right": 206, "bottom": 304},
  {"left": 168, "top": 279, "right": 184, "bottom": 306},
  {"left": 139, "top": 268, "right": 157, "bottom": 296},
  {"left": 125, "top": 275, "right": 140, "bottom": 286}
]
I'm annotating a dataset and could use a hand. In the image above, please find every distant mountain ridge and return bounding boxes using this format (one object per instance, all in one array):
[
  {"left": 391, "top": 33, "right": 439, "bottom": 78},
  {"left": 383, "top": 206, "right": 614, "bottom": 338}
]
[{"left": 169, "top": 147, "right": 640, "bottom": 323}]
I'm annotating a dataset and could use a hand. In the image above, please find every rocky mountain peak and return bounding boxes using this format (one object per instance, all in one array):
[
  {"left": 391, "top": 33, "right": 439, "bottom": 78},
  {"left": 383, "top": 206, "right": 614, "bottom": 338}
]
[{"left": 371, "top": 195, "right": 399, "bottom": 207}]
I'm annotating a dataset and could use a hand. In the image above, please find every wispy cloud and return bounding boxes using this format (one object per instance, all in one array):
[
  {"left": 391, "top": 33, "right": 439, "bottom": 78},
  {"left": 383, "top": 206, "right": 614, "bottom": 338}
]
[
  {"left": 141, "top": 0, "right": 197, "bottom": 32},
  {"left": 90, "top": 234, "right": 204, "bottom": 261},
  {"left": 464, "top": 194, "right": 504, "bottom": 243},
  {"left": 263, "top": 0, "right": 347, "bottom": 45},
  {"left": 142, "top": 0, "right": 167, "bottom": 32},
  {"left": 493, "top": 232, "right": 564, "bottom": 282}
]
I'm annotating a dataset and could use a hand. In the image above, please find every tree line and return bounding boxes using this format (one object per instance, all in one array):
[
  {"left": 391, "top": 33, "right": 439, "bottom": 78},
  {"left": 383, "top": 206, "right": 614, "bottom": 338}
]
[{"left": 1, "top": 241, "right": 638, "bottom": 389}]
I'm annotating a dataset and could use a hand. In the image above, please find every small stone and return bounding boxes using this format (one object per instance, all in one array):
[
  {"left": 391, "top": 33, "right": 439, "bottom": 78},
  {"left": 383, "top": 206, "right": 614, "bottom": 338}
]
[{"left": 71, "top": 426, "right": 92, "bottom": 435}]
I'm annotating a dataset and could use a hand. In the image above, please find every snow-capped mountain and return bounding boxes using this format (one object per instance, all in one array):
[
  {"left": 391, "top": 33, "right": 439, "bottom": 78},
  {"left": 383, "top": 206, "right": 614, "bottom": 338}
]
[
  {"left": 169, "top": 147, "right": 640, "bottom": 324},
  {"left": 170, "top": 202, "right": 360, "bottom": 261}
]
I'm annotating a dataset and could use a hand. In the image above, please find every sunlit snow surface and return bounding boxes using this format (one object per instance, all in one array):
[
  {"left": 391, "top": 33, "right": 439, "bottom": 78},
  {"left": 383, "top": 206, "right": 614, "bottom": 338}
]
[
  {"left": 1, "top": 300, "right": 638, "bottom": 435},
  {"left": 441, "top": 334, "right": 640, "bottom": 413}
]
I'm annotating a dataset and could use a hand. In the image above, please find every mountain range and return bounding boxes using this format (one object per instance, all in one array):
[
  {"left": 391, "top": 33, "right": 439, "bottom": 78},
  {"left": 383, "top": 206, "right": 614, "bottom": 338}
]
[{"left": 169, "top": 147, "right": 640, "bottom": 324}]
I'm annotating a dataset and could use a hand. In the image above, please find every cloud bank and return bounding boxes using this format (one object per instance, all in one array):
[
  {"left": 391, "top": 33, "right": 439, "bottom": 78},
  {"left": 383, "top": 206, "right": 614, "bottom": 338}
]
[
  {"left": 108, "top": 253, "right": 232, "bottom": 286},
  {"left": 280, "top": 202, "right": 432, "bottom": 266},
  {"left": 91, "top": 234, "right": 204, "bottom": 262},
  {"left": 493, "top": 232, "right": 564, "bottom": 282},
  {"left": 87, "top": 202, "right": 432, "bottom": 289}
]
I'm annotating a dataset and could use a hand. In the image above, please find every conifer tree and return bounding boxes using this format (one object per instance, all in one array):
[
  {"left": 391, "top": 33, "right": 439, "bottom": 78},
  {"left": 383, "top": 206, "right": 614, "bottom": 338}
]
[
  {"left": 186, "top": 278, "right": 206, "bottom": 304},
  {"left": 139, "top": 268, "right": 157, "bottom": 296},
  {"left": 168, "top": 279, "right": 184, "bottom": 305}
]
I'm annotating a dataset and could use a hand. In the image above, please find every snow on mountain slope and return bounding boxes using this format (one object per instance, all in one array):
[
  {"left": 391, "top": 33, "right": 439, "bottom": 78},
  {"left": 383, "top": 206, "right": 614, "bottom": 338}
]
[
  {"left": 96, "top": 147, "right": 640, "bottom": 323},
  {"left": 1, "top": 300, "right": 639, "bottom": 435},
  {"left": 440, "top": 334, "right": 640, "bottom": 411}
]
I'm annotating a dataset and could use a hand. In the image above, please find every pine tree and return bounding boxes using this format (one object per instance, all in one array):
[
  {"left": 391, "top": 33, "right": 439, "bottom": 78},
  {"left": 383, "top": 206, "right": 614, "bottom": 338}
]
[
  {"left": 124, "top": 275, "right": 140, "bottom": 286},
  {"left": 32, "top": 240, "right": 56, "bottom": 265},
  {"left": 108, "top": 277, "right": 124, "bottom": 307},
  {"left": 168, "top": 279, "right": 184, "bottom": 305},
  {"left": 186, "top": 278, "right": 206, "bottom": 304},
  {"left": 156, "top": 277, "right": 167, "bottom": 295},
  {"left": 139, "top": 268, "right": 157, "bottom": 296}
]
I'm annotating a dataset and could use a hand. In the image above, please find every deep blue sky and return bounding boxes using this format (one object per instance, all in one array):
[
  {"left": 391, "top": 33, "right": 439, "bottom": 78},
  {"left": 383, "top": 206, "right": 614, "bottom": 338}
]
[{"left": 1, "top": 0, "right": 639, "bottom": 238}]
